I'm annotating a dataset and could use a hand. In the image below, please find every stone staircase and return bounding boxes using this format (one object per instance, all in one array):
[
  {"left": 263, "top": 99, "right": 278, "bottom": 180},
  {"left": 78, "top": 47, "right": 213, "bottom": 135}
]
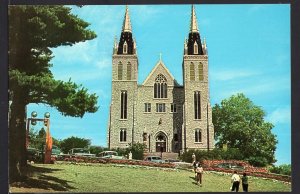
[{"left": 143, "top": 152, "right": 179, "bottom": 160}]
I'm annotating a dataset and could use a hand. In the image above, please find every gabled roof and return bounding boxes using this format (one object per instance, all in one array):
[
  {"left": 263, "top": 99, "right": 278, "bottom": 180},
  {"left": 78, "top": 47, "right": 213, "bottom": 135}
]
[{"left": 142, "top": 59, "right": 180, "bottom": 86}]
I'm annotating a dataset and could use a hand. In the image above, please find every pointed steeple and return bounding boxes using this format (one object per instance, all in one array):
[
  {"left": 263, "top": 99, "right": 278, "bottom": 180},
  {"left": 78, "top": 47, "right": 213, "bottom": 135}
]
[
  {"left": 185, "top": 5, "right": 203, "bottom": 55},
  {"left": 122, "top": 5, "right": 132, "bottom": 33},
  {"left": 117, "top": 5, "right": 135, "bottom": 55},
  {"left": 190, "top": 5, "right": 199, "bottom": 33}
]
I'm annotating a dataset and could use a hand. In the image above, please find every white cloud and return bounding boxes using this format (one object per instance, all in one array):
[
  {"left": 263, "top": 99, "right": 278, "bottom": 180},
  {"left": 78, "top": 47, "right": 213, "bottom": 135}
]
[
  {"left": 210, "top": 69, "right": 261, "bottom": 81},
  {"left": 131, "top": 5, "right": 162, "bottom": 24},
  {"left": 51, "top": 41, "right": 97, "bottom": 65},
  {"left": 95, "top": 57, "right": 111, "bottom": 71},
  {"left": 247, "top": 5, "right": 265, "bottom": 14},
  {"left": 266, "top": 106, "right": 291, "bottom": 125}
]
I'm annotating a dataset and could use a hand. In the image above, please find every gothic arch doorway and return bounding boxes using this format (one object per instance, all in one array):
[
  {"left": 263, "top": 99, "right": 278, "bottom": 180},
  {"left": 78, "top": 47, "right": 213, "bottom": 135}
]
[{"left": 155, "top": 131, "right": 167, "bottom": 152}]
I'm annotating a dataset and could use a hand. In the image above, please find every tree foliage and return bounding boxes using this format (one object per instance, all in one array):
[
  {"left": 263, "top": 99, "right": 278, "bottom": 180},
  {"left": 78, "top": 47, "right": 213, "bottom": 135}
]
[
  {"left": 269, "top": 164, "right": 291, "bottom": 176},
  {"left": 110, "top": 142, "right": 146, "bottom": 160},
  {"left": 89, "top": 146, "right": 108, "bottom": 155},
  {"left": 60, "top": 136, "right": 91, "bottom": 154},
  {"left": 126, "top": 142, "right": 146, "bottom": 160},
  {"left": 212, "top": 93, "right": 278, "bottom": 166},
  {"left": 29, "top": 127, "right": 61, "bottom": 150},
  {"left": 8, "top": 5, "right": 98, "bottom": 182}
]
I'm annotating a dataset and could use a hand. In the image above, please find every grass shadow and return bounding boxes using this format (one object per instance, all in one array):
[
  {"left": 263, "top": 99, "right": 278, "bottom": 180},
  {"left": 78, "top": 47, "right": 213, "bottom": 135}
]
[
  {"left": 10, "top": 164, "right": 76, "bottom": 191},
  {"left": 26, "top": 164, "right": 63, "bottom": 174}
]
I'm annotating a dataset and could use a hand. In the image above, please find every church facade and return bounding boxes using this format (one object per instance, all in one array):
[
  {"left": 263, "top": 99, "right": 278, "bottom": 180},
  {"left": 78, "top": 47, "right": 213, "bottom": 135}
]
[{"left": 107, "top": 5, "right": 215, "bottom": 153}]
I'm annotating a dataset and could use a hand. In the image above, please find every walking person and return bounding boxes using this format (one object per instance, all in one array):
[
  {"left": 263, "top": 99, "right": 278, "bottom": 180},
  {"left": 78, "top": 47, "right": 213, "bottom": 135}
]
[
  {"left": 193, "top": 160, "right": 198, "bottom": 179},
  {"left": 231, "top": 171, "right": 241, "bottom": 192},
  {"left": 195, "top": 162, "right": 204, "bottom": 187},
  {"left": 192, "top": 153, "right": 196, "bottom": 164},
  {"left": 242, "top": 172, "right": 249, "bottom": 192}
]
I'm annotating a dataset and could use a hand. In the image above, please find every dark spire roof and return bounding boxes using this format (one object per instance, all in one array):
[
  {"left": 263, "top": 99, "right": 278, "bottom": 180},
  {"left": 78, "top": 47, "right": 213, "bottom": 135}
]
[
  {"left": 187, "top": 5, "right": 204, "bottom": 55},
  {"left": 117, "top": 5, "right": 135, "bottom": 55}
]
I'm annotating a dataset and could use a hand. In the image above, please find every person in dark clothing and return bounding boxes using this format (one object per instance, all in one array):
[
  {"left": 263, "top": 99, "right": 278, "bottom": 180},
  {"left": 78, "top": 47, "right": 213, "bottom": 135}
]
[
  {"left": 193, "top": 160, "right": 198, "bottom": 179},
  {"left": 242, "top": 172, "right": 249, "bottom": 192}
]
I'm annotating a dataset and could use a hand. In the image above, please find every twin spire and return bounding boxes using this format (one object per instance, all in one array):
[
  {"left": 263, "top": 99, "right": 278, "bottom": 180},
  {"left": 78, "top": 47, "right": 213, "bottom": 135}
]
[
  {"left": 116, "top": 5, "right": 205, "bottom": 56},
  {"left": 121, "top": 5, "right": 200, "bottom": 33}
]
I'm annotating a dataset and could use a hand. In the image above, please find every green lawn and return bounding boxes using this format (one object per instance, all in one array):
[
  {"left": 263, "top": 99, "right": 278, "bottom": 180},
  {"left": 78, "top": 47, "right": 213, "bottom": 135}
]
[{"left": 10, "top": 163, "right": 291, "bottom": 192}]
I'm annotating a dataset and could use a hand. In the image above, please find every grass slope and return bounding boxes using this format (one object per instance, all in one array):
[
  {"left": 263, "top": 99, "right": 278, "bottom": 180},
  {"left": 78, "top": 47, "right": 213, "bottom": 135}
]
[{"left": 10, "top": 163, "right": 291, "bottom": 192}]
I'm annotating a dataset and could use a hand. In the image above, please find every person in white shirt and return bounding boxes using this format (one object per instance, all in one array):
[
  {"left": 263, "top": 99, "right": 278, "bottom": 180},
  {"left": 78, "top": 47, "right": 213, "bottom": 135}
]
[{"left": 231, "top": 171, "right": 241, "bottom": 192}]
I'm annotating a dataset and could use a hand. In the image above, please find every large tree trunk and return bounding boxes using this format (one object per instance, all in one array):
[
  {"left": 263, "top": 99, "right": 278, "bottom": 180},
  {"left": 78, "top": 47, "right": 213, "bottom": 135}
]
[{"left": 9, "top": 90, "right": 27, "bottom": 183}]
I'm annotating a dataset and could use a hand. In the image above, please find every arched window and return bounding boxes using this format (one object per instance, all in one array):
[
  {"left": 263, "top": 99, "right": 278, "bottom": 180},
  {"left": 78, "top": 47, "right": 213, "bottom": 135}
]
[
  {"left": 118, "top": 62, "right": 123, "bottom": 80},
  {"left": 194, "top": 91, "right": 201, "bottom": 119},
  {"left": 127, "top": 62, "right": 131, "bottom": 80},
  {"left": 120, "top": 128, "right": 127, "bottom": 142},
  {"left": 120, "top": 91, "right": 127, "bottom": 119},
  {"left": 154, "top": 74, "right": 167, "bottom": 98},
  {"left": 190, "top": 62, "right": 195, "bottom": 81},
  {"left": 195, "top": 129, "right": 202, "bottom": 142},
  {"left": 194, "top": 41, "right": 198, "bottom": 54},
  {"left": 198, "top": 62, "right": 203, "bottom": 81},
  {"left": 123, "top": 41, "right": 128, "bottom": 54}
]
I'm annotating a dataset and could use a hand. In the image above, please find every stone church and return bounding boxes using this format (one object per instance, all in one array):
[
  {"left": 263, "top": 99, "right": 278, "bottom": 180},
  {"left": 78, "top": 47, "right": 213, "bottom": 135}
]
[{"left": 107, "top": 5, "right": 214, "bottom": 154}]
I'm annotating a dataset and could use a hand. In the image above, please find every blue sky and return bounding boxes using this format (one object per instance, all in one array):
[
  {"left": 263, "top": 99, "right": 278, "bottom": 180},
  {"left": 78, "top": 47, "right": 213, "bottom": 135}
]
[{"left": 27, "top": 4, "right": 291, "bottom": 165}]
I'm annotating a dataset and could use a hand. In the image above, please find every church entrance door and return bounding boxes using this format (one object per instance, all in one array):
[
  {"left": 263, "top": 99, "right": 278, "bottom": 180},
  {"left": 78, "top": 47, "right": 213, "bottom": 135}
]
[{"left": 155, "top": 132, "right": 167, "bottom": 152}]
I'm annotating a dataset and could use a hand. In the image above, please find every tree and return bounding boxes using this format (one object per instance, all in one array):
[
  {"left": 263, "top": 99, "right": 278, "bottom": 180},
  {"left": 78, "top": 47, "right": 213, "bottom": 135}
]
[
  {"left": 127, "top": 142, "right": 146, "bottom": 160},
  {"left": 9, "top": 5, "right": 98, "bottom": 182},
  {"left": 60, "top": 136, "right": 91, "bottom": 154},
  {"left": 212, "top": 93, "right": 277, "bottom": 166},
  {"left": 89, "top": 146, "right": 108, "bottom": 155},
  {"left": 28, "top": 127, "right": 45, "bottom": 150},
  {"left": 269, "top": 164, "right": 291, "bottom": 176},
  {"left": 28, "top": 128, "right": 61, "bottom": 150}
]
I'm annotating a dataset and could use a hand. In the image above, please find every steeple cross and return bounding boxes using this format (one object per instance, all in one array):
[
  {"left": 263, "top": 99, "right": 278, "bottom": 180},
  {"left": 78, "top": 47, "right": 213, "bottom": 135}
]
[{"left": 159, "top": 52, "right": 162, "bottom": 61}]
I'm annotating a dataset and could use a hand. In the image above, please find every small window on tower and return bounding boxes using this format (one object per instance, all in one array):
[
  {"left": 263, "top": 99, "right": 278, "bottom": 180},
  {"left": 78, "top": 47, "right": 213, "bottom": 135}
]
[
  {"left": 195, "top": 128, "right": 202, "bottom": 142},
  {"left": 194, "top": 41, "right": 198, "bottom": 54},
  {"left": 123, "top": 41, "right": 128, "bottom": 54},
  {"left": 120, "top": 128, "right": 127, "bottom": 142},
  {"left": 198, "top": 62, "right": 203, "bottom": 81},
  {"left": 127, "top": 62, "right": 131, "bottom": 80},
  {"left": 118, "top": 62, "right": 123, "bottom": 80},
  {"left": 190, "top": 62, "right": 195, "bottom": 81}
]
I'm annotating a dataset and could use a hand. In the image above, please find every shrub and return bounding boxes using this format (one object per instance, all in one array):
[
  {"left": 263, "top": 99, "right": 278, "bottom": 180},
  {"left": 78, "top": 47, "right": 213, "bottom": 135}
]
[
  {"left": 269, "top": 164, "right": 291, "bottom": 176},
  {"left": 127, "top": 142, "right": 146, "bottom": 160},
  {"left": 246, "top": 156, "right": 269, "bottom": 167},
  {"left": 89, "top": 146, "right": 109, "bottom": 155},
  {"left": 179, "top": 148, "right": 243, "bottom": 163},
  {"left": 111, "top": 142, "right": 147, "bottom": 160}
]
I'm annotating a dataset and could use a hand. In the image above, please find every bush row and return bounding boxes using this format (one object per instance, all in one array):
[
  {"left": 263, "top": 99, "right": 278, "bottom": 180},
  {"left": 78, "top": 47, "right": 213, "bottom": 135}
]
[
  {"left": 61, "top": 156, "right": 176, "bottom": 168},
  {"left": 202, "top": 159, "right": 268, "bottom": 173},
  {"left": 179, "top": 149, "right": 271, "bottom": 167}
]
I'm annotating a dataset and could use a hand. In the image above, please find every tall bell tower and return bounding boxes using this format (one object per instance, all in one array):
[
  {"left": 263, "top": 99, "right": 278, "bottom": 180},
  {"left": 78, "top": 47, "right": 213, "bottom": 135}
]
[
  {"left": 109, "top": 6, "right": 138, "bottom": 149},
  {"left": 182, "top": 5, "right": 214, "bottom": 151}
]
